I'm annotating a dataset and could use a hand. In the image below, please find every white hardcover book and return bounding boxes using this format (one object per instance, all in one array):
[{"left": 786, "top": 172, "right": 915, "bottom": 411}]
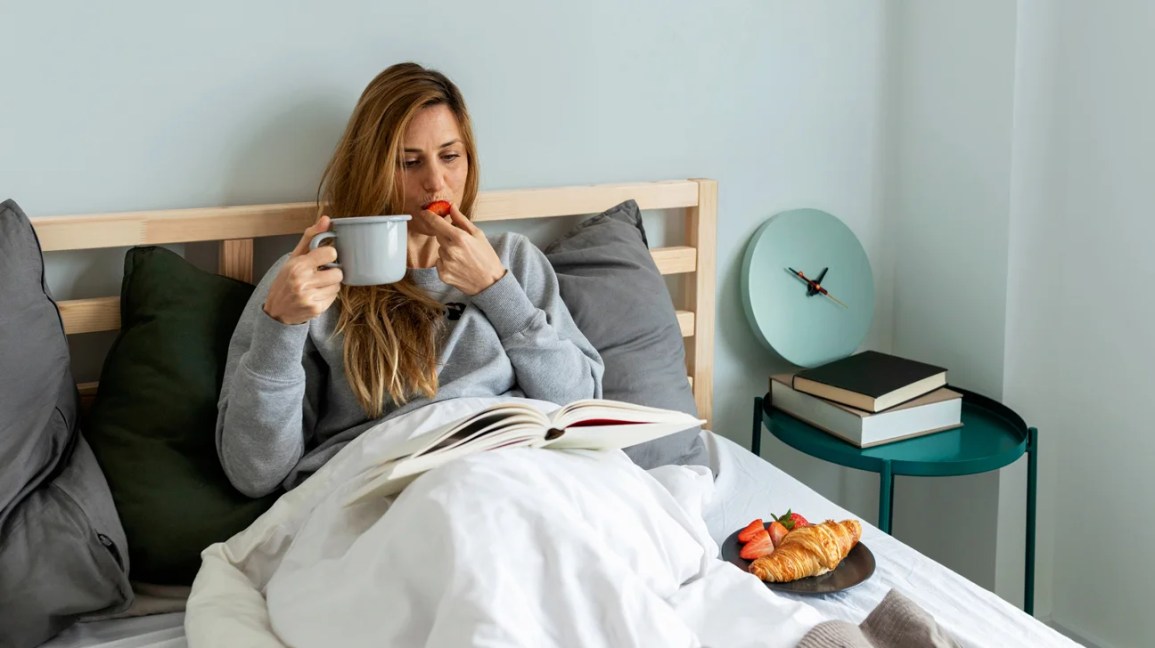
[{"left": 769, "top": 375, "right": 962, "bottom": 447}]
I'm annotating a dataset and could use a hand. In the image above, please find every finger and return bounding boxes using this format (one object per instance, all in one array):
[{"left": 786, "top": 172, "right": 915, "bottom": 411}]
[
  {"left": 312, "top": 266, "right": 344, "bottom": 287},
  {"left": 312, "top": 282, "right": 343, "bottom": 301},
  {"left": 447, "top": 204, "right": 478, "bottom": 234},
  {"left": 291, "top": 215, "right": 332, "bottom": 257},
  {"left": 415, "top": 208, "right": 458, "bottom": 238},
  {"left": 304, "top": 243, "right": 338, "bottom": 267},
  {"left": 420, "top": 213, "right": 463, "bottom": 248}
]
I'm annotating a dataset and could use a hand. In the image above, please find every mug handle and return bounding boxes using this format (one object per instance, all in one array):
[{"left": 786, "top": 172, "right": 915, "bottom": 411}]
[{"left": 309, "top": 232, "right": 340, "bottom": 269}]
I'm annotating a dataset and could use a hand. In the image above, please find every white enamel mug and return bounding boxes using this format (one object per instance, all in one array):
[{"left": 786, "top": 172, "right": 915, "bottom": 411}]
[{"left": 309, "top": 215, "right": 411, "bottom": 285}]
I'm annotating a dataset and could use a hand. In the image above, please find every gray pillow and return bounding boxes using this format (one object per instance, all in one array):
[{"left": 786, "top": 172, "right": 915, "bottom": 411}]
[
  {"left": 0, "top": 199, "right": 133, "bottom": 648},
  {"left": 544, "top": 200, "right": 707, "bottom": 469}
]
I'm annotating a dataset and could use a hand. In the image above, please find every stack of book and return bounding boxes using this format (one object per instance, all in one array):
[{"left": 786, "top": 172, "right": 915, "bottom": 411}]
[{"left": 770, "top": 350, "right": 963, "bottom": 448}]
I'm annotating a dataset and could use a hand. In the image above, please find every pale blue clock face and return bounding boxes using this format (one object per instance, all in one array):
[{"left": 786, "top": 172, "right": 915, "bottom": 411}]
[{"left": 741, "top": 209, "right": 874, "bottom": 368}]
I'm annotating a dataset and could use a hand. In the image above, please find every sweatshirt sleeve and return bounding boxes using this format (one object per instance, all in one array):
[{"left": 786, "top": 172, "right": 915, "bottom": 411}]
[
  {"left": 470, "top": 234, "right": 604, "bottom": 404},
  {"left": 215, "top": 256, "right": 321, "bottom": 497}
]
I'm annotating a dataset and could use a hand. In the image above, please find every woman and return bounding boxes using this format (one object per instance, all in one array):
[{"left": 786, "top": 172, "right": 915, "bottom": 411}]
[{"left": 216, "top": 62, "right": 603, "bottom": 497}]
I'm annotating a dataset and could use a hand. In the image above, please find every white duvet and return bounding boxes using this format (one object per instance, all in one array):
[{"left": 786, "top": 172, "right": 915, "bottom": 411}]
[{"left": 185, "top": 397, "right": 825, "bottom": 647}]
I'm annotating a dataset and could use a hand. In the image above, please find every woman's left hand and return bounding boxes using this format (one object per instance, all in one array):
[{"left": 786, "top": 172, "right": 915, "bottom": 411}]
[{"left": 418, "top": 204, "right": 507, "bottom": 295}]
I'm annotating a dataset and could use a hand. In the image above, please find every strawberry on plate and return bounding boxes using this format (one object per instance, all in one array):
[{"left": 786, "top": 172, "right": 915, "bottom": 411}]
[
  {"left": 737, "top": 519, "right": 764, "bottom": 544},
  {"left": 739, "top": 528, "right": 775, "bottom": 560},
  {"left": 768, "top": 520, "right": 789, "bottom": 547},
  {"left": 772, "top": 509, "right": 809, "bottom": 532},
  {"left": 423, "top": 200, "right": 452, "bottom": 217}
]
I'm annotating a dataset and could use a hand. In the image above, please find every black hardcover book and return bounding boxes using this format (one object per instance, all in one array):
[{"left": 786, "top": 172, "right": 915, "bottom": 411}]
[{"left": 791, "top": 351, "right": 947, "bottom": 413}]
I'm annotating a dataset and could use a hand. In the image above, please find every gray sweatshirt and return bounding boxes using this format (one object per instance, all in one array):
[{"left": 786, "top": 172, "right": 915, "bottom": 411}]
[{"left": 216, "top": 232, "right": 604, "bottom": 497}]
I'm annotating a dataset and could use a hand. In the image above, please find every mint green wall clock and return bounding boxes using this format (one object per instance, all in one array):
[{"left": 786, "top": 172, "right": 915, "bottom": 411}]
[{"left": 741, "top": 208, "right": 874, "bottom": 368}]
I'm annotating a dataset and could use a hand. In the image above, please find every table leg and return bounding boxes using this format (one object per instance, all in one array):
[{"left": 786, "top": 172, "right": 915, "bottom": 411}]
[
  {"left": 752, "top": 396, "right": 763, "bottom": 456},
  {"left": 878, "top": 461, "right": 894, "bottom": 534},
  {"left": 1025, "top": 426, "right": 1038, "bottom": 616}
]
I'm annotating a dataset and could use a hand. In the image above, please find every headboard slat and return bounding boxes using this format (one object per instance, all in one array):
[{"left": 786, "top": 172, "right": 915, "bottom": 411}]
[
  {"left": 77, "top": 382, "right": 99, "bottom": 412},
  {"left": 36, "top": 204, "right": 317, "bottom": 252},
  {"left": 57, "top": 298, "right": 701, "bottom": 340},
  {"left": 58, "top": 296, "right": 121, "bottom": 335},
  {"left": 686, "top": 179, "right": 717, "bottom": 424},
  {"left": 472, "top": 181, "right": 699, "bottom": 222},
  {"left": 651, "top": 246, "right": 696, "bottom": 275},
  {"left": 34, "top": 181, "right": 700, "bottom": 252},
  {"left": 219, "top": 239, "right": 254, "bottom": 283}
]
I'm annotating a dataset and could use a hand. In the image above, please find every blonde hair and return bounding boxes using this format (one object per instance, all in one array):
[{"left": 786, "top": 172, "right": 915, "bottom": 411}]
[{"left": 318, "top": 62, "right": 480, "bottom": 417}]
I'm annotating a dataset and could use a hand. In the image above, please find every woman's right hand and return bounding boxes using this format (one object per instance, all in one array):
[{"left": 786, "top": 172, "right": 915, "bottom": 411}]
[{"left": 263, "top": 216, "right": 344, "bottom": 325}]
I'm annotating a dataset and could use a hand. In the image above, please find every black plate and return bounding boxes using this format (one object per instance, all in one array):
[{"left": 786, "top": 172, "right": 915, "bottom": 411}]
[{"left": 720, "top": 524, "right": 876, "bottom": 594}]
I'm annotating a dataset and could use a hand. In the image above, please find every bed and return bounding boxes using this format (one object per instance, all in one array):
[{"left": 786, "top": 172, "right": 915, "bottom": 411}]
[{"left": 30, "top": 180, "right": 1075, "bottom": 647}]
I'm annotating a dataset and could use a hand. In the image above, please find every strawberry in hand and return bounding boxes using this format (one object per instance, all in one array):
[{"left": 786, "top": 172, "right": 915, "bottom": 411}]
[
  {"left": 737, "top": 519, "right": 764, "bottom": 544},
  {"left": 739, "top": 528, "right": 775, "bottom": 560},
  {"left": 772, "top": 509, "right": 809, "bottom": 532},
  {"left": 423, "top": 200, "right": 452, "bottom": 217}
]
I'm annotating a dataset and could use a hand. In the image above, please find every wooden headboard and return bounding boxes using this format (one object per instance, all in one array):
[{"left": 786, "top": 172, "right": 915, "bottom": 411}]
[{"left": 31, "top": 179, "right": 717, "bottom": 426}]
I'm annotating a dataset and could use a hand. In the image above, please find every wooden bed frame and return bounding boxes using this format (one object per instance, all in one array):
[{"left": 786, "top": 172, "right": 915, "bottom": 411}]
[{"left": 31, "top": 179, "right": 717, "bottom": 426}]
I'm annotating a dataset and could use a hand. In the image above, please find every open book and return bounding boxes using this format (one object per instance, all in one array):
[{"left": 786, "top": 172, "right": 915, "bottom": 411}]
[{"left": 346, "top": 399, "right": 704, "bottom": 503}]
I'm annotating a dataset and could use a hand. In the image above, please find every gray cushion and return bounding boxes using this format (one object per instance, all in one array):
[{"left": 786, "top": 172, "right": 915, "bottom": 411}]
[
  {"left": 0, "top": 199, "right": 132, "bottom": 648},
  {"left": 544, "top": 200, "right": 707, "bottom": 469}
]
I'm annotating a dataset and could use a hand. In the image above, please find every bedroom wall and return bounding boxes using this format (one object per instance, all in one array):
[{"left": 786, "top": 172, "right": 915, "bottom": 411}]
[
  {"left": 881, "top": 0, "right": 1019, "bottom": 596},
  {"left": 0, "top": 0, "right": 890, "bottom": 522},
  {"left": 892, "top": 1, "right": 1155, "bottom": 645},
  {"left": 1003, "top": 2, "right": 1155, "bottom": 647}
]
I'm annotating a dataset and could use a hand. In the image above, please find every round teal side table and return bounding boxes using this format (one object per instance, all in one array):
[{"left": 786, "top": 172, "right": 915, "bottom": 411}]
[{"left": 752, "top": 388, "right": 1038, "bottom": 615}]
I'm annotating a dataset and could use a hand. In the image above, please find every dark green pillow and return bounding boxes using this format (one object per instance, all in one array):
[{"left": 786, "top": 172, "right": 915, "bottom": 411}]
[{"left": 87, "top": 246, "right": 279, "bottom": 585}]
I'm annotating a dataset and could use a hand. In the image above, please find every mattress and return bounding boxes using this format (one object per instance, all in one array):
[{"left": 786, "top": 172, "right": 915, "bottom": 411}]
[{"left": 38, "top": 430, "right": 1075, "bottom": 648}]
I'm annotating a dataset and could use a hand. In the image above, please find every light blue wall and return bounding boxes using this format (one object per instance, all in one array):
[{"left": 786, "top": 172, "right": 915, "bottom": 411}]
[
  {"left": 889, "top": 3, "right": 1155, "bottom": 642},
  {"left": 884, "top": 0, "right": 1018, "bottom": 595},
  {"left": 1005, "top": 2, "right": 1155, "bottom": 645},
  {"left": 1, "top": 0, "right": 889, "bottom": 451}
]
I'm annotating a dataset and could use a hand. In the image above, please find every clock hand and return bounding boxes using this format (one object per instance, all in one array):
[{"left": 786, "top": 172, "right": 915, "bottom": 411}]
[
  {"left": 785, "top": 267, "right": 848, "bottom": 308},
  {"left": 807, "top": 267, "right": 828, "bottom": 296},
  {"left": 815, "top": 285, "right": 848, "bottom": 308},
  {"left": 787, "top": 267, "right": 817, "bottom": 291},
  {"left": 786, "top": 267, "right": 824, "bottom": 295},
  {"left": 787, "top": 267, "right": 823, "bottom": 281}
]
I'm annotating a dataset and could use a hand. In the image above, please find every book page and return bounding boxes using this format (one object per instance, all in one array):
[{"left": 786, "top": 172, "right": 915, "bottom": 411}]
[
  {"left": 344, "top": 417, "right": 546, "bottom": 506},
  {"left": 416, "top": 411, "right": 517, "bottom": 457},
  {"left": 380, "top": 402, "right": 547, "bottom": 464},
  {"left": 545, "top": 421, "right": 696, "bottom": 451},
  {"left": 427, "top": 412, "right": 549, "bottom": 456},
  {"left": 390, "top": 422, "right": 546, "bottom": 479},
  {"left": 549, "top": 399, "right": 703, "bottom": 430}
]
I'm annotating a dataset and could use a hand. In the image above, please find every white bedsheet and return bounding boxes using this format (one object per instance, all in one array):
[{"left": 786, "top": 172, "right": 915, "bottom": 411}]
[{"left": 37, "top": 414, "right": 1078, "bottom": 648}]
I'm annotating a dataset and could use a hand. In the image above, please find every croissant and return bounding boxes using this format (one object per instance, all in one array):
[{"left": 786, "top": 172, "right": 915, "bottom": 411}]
[{"left": 749, "top": 519, "right": 862, "bottom": 582}]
